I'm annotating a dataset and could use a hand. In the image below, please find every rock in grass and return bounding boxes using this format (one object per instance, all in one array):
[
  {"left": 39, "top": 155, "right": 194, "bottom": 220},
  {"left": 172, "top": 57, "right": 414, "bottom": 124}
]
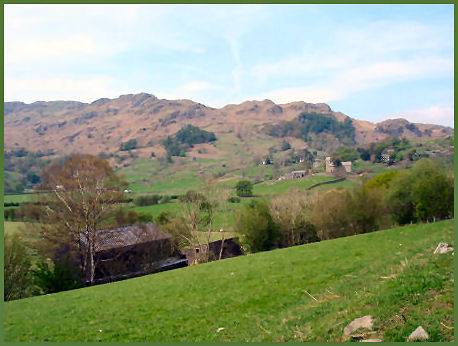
[
  {"left": 343, "top": 316, "right": 374, "bottom": 337},
  {"left": 433, "top": 242, "right": 453, "bottom": 254},
  {"left": 360, "top": 339, "right": 383, "bottom": 342},
  {"left": 407, "top": 326, "right": 429, "bottom": 341}
]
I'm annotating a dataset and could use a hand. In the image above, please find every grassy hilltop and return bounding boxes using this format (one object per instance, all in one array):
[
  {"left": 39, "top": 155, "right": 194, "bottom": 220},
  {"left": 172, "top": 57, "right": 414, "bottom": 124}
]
[{"left": 4, "top": 220, "right": 454, "bottom": 342}]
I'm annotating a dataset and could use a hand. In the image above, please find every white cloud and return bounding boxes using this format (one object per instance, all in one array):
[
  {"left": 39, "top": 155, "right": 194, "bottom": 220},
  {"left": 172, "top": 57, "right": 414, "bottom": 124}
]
[
  {"left": 388, "top": 105, "right": 454, "bottom": 127},
  {"left": 6, "top": 35, "right": 100, "bottom": 65},
  {"left": 254, "top": 56, "right": 453, "bottom": 105},
  {"left": 251, "top": 19, "right": 453, "bottom": 104}
]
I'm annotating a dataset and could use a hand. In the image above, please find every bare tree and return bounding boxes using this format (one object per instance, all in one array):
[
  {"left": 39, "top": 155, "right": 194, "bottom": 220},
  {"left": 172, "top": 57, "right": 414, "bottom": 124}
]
[
  {"left": 34, "top": 154, "right": 126, "bottom": 285},
  {"left": 162, "top": 178, "right": 234, "bottom": 265},
  {"left": 270, "top": 191, "right": 317, "bottom": 247}
]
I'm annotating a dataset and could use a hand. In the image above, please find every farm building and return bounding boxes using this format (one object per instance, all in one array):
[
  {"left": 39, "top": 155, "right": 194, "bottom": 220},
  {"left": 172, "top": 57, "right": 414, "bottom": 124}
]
[
  {"left": 325, "top": 157, "right": 352, "bottom": 174},
  {"left": 182, "top": 237, "right": 243, "bottom": 265},
  {"left": 286, "top": 170, "right": 308, "bottom": 179},
  {"left": 325, "top": 157, "right": 335, "bottom": 173},
  {"left": 341, "top": 161, "right": 352, "bottom": 173},
  {"left": 83, "top": 223, "right": 175, "bottom": 283},
  {"left": 379, "top": 148, "right": 395, "bottom": 163}
]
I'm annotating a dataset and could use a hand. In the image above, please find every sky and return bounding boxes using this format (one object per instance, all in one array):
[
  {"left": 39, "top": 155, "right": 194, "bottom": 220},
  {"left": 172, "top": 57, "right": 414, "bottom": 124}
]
[{"left": 4, "top": 4, "right": 454, "bottom": 126}]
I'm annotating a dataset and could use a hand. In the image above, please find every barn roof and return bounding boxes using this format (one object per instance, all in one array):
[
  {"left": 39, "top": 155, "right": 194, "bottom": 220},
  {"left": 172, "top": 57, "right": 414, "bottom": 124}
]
[{"left": 82, "top": 223, "right": 171, "bottom": 252}]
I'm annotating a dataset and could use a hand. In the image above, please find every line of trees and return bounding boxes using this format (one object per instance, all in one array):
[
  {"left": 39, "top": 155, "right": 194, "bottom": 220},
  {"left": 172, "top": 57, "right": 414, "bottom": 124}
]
[{"left": 235, "top": 158, "right": 454, "bottom": 253}]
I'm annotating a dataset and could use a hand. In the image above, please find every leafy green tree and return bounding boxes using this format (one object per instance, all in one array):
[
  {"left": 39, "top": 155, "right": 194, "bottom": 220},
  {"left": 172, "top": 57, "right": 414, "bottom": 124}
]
[
  {"left": 388, "top": 159, "right": 454, "bottom": 224},
  {"left": 236, "top": 200, "right": 280, "bottom": 252},
  {"left": 365, "top": 170, "right": 400, "bottom": 190},
  {"left": 267, "top": 112, "right": 356, "bottom": 144},
  {"left": 235, "top": 180, "right": 253, "bottom": 197},
  {"left": 162, "top": 125, "right": 217, "bottom": 158},
  {"left": 120, "top": 138, "right": 138, "bottom": 151},
  {"left": 33, "top": 255, "right": 82, "bottom": 294},
  {"left": 357, "top": 147, "right": 371, "bottom": 161},
  {"left": 333, "top": 147, "right": 359, "bottom": 162},
  {"left": 280, "top": 140, "right": 291, "bottom": 151},
  {"left": 4, "top": 234, "right": 36, "bottom": 301},
  {"left": 410, "top": 159, "right": 453, "bottom": 221},
  {"left": 347, "top": 183, "right": 390, "bottom": 234},
  {"left": 175, "top": 124, "right": 216, "bottom": 146}
]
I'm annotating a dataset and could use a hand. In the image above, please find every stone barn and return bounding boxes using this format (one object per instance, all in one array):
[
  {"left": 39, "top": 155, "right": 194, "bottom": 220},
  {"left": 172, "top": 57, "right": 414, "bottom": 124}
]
[
  {"left": 289, "top": 170, "right": 308, "bottom": 179},
  {"left": 341, "top": 161, "right": 352, "bottom": 173},
  {"left": 85, "top": 223, "right": 174, "bottom": 283},
  {"left": 325, "top": 157, "right": 336, "bottom": 173},
  {"left": 182, "top": 237, "right": 243, "bottom": 265},
  {"left": 326, "top": 157, "right": 352, "bottom": 174}
]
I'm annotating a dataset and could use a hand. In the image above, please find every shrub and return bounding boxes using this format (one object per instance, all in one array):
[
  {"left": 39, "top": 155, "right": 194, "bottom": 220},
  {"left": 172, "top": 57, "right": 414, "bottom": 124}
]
[
  {"left": 4, "top": 234, "right": 36, "bottom": 300},
  {"left": 280, "top": 140, "right": 291, "bottom": 151},
  {"left": 156, "top": 211, "right": 173, "bottom": 225},
  {"left": 33, "top": 255, "right": 82, "bottom": 294},
  {"left": 4, "top": 208, "right": 17, "bottom": 221},
  {"left": 227, "top": 196, "right": 241, "bottom": 203},
  {"left": 120, "top": 138, "right": 138, "bottom": 151},
  {"left": 114, "top": 208, "right": 141, "bottom": 226},
  {"left": 134, "top": 194, "right": 161, "bottom": 206},
  {"left": 235, "top": 180, "right": 253, "bottom": 197},
  {"left": 137, "top": 213, "right": 154, "bottom": 223},
  {"left": 235, "top": 200, "right": 280, "bottom": 253},
  {"left": 159, "top": 195, "right": 172, "bottom": 204},
  {"left": 357, "top": 147, "right": 371, "bottom": 161}
]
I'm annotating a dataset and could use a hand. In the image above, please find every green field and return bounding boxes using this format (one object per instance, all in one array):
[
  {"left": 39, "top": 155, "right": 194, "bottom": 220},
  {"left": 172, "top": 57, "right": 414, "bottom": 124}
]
[
  {"left": 4, "top": 221, "right": 28, "bottom": 236},
  {"left": 4, "top": 194, "right": 37, "bottom": 204},
  {"left": 4, "top": 220, "right": 454, "bottom": 342},
  {"left": 253, "top": 175, "right": 332, "bottom": 196},
  {"left": 131, "top": 198, "right": 251, "bottom": 231}
]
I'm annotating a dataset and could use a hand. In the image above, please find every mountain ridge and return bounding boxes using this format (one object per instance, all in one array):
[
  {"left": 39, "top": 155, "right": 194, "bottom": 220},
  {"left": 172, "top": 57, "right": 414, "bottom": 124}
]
[{"left": 5, "top": 93, "right": 453, "bottom": 158}]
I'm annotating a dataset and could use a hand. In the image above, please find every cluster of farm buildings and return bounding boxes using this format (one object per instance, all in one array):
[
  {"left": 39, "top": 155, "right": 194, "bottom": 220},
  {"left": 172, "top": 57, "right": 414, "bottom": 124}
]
[{"left": 277, "top": 156, "right": 352, "bottom": 181}]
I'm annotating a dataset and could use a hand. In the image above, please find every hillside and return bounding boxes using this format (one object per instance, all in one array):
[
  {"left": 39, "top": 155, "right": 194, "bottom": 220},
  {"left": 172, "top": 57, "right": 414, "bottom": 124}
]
[
  {"left": 4, "top": 220, "right": 454, "bottom": 342},
  {"left": 5, "top": 93, "right": 453, "bottom": 159}
]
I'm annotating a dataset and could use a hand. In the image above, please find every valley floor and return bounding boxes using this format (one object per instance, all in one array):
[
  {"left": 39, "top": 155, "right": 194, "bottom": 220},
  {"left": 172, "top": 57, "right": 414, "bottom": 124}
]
[{"left": 4, "top": 219, "right": 454, "bottom": 342}]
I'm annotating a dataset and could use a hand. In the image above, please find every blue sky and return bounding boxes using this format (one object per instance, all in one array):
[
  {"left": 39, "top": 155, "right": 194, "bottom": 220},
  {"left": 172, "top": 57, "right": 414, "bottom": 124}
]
[{"left": 5, "top": 4, "right": 454, "bottom": 126}]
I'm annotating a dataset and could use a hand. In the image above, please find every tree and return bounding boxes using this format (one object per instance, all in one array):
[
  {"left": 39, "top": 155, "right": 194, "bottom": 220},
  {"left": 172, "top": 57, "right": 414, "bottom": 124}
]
[
  {"left": 120, "top": 139, "right": 138, "bottom": 151},
  {"left": 270, "top": 192, "right": 318, "bottom": 247},
  {"left": 333, "top": 147, "right": 359, "bottom": 162},
  {"left": 4, "top": 234, "right": 35, "bottom": 301},
  {"left": 280, "top": 140, "right": 291, "bottom": 151},
  {"left": 235, "top": 200, "right": 280, "bottom": 253},
  {"left": 162, "top": 188, "right": 217, "bottom": 264},
  {"left": 365, "top": 170, "right": 400, "bottom": 190},
  {"left": 347, "top": 182, "right": 390, "bottom": 234},
  {"left": 388, "top": 159, "right": 454, "bottom": 224},
  {"left": 235, "top": 180, "right": 253, "bottom": 197},
  {"left": 309, "top": 189, "right": 354, "bottom": 240},
  {"left": 33, "top": 255, "right": 82, "bottom": 294},
  {"left": 35, "top": 154, "right": 126, "bottom": 285}
]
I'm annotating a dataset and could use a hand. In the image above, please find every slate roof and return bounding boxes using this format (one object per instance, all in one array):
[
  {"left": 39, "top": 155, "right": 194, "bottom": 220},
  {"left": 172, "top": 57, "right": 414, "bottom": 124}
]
[{"left": 81, "top": 223, "right": 171, "bottom": 252}]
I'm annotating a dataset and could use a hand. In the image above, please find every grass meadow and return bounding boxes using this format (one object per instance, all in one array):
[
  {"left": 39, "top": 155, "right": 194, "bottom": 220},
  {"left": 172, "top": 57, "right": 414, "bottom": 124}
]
[{"left": 4, "top": 220, "right": 454, "bottom": 342}]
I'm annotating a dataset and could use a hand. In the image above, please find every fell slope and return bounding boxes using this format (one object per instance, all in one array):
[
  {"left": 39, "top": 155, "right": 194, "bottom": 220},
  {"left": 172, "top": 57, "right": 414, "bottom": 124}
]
[
  {"left": 5, "top": 93, "right": 453, "bottom": 158},
  {"left": 4, "top": 220, "right": 454, "bottom": 342}
]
